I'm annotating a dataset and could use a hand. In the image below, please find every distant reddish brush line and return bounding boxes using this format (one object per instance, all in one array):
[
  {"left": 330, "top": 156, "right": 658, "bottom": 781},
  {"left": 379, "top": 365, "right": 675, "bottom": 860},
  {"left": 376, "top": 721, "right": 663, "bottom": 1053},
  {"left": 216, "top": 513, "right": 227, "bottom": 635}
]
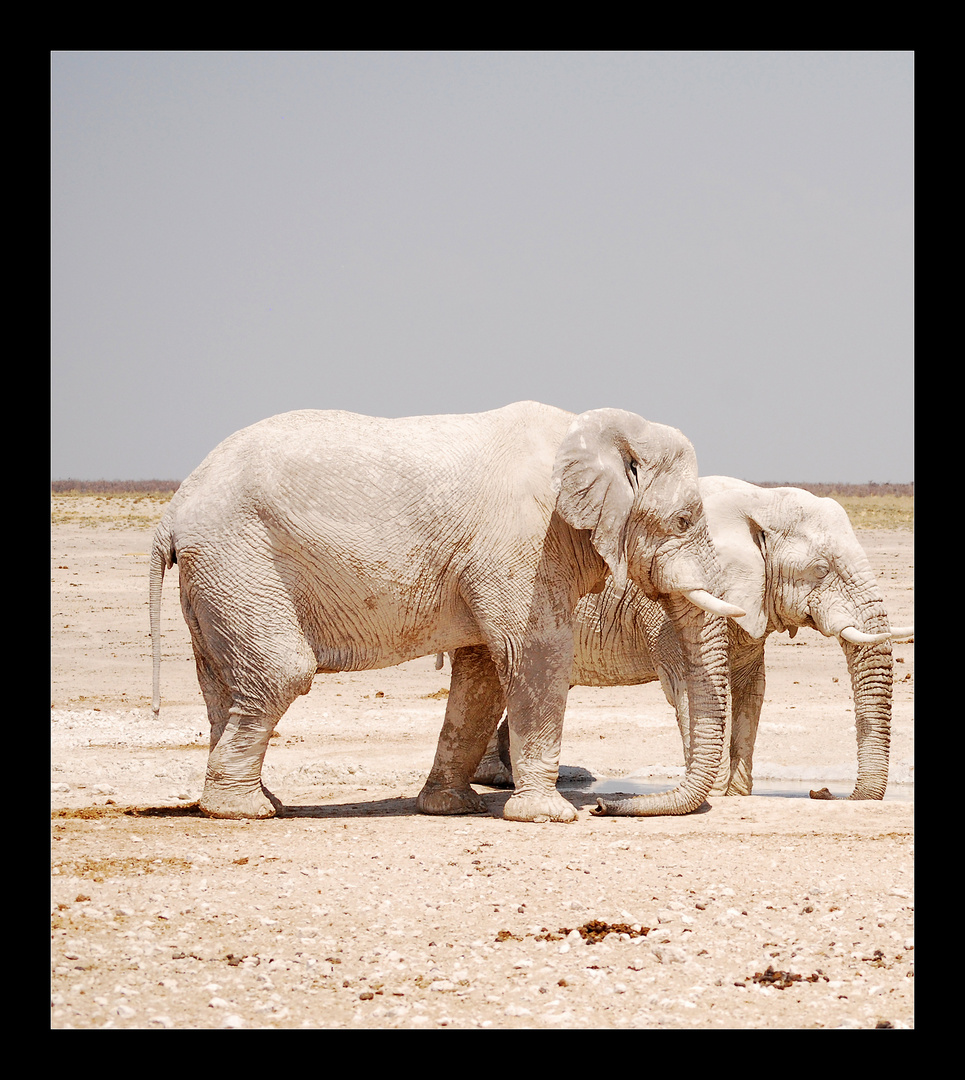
[
  {"left": 51, "top": 479, "right": 914, "bottom": 498},
  {"left": 51, "top": 479, "right": 182, "bottom": 494},
  {"left": 753, "top": 481, "right": 914, "bottom": 497}
]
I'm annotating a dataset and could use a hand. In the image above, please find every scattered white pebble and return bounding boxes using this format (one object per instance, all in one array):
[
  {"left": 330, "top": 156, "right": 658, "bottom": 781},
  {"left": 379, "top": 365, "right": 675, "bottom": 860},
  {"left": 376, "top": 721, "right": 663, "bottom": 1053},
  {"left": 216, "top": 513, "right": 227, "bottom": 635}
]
[{"left": 651, "top": 943, "right": 687, "bottom": 964}]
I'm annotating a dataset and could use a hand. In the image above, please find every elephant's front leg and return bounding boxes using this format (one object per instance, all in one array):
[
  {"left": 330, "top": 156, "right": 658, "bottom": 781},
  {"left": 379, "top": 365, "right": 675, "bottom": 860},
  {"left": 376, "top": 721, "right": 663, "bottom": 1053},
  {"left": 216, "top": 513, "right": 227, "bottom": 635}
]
[
  {"left": 501, "top": 629, "right": 579, "bottom": 824},
  {"left": 726, "top": 637, "right": 766, "bottom": 796},
  {"left": 418, "top": 645, "right": 506, "bottom": 815}
]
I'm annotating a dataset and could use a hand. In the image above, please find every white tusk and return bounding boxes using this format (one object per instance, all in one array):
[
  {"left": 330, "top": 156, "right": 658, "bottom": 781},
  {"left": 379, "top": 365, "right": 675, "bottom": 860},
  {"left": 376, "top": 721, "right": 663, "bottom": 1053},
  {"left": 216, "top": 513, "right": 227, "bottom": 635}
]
[
  {"left": 889, "top": 626, "right": 915, "bottom": 639},
  {"left": 682, "top": 589, "right": 746, "bottom": 619},
  {"left": 839, "top": 626, "right": 893, "bottom": 645}
]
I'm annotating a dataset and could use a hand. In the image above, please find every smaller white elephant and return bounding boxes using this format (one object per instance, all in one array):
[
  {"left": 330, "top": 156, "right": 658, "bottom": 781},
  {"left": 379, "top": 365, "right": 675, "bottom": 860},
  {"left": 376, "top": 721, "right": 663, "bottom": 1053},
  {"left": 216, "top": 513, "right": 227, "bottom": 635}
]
[{"left": 473, "top": 477, "right": 913, "bottom": 807}]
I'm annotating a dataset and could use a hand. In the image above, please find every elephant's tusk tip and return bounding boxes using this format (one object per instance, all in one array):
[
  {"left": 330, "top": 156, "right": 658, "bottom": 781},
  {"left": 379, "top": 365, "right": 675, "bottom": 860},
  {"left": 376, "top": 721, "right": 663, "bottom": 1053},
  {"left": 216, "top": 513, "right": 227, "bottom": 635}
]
[
  {"left": 681, "top": 589, "right": 745, "bottom": 619},
  {"left": 889, "top": 626, "right": 914, "bottom": 640},
  {"left": 838, "top": 625, "right": 893, "bottom": 645}
]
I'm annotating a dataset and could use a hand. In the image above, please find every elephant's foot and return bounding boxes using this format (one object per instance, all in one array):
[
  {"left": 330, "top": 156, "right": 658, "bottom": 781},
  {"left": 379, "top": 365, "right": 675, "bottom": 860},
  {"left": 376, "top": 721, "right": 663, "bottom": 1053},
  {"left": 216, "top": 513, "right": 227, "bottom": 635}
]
[
  {"left": 472, "top": 757, "right": 514, "bottom": 788},
  {"left": 503, "top": 790, "right": 578, "bottom": 823},
  {"left": 199, "top": 780, "right": 281, "bottom": 819},
  {"left": 725, "top": 764, "right": 753, "bottom": 796},
  {"left": 417, "top": 782, "right": 488, "bottom": 815}
]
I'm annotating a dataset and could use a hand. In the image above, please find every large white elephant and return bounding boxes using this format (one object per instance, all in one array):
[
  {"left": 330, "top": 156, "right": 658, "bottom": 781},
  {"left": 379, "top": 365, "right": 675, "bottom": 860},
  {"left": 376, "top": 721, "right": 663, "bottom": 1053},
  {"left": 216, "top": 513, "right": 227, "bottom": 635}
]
[
  {"left": 473, "top": 477, "right": 913, "bottom": 808},
  {"left": 150, "top": 402, "right": 742, "bottom": 824}
]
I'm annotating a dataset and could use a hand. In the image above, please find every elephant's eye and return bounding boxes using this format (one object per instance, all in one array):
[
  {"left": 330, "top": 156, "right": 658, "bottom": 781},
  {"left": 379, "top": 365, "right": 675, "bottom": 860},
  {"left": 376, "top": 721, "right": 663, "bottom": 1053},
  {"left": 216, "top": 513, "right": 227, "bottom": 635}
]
[
  {"left": 810, "top": 561, "right": 830, "bottom": 581},
  {"left": 673, "top": 512, "right": 693, "bottom": 535}
]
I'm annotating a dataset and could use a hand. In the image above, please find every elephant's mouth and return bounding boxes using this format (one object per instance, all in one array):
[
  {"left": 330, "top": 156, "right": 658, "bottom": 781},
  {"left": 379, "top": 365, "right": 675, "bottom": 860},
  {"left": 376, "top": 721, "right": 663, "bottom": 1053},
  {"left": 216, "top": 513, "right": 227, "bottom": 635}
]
[{"left": 640, "top": 547, "right": 744, "bottom": 619}]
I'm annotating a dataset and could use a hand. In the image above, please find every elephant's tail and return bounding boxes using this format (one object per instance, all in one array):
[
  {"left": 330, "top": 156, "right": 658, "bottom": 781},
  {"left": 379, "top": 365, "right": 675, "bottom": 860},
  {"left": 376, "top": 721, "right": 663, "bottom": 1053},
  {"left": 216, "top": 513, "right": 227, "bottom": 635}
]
[{"left": 150, "top": 523, "right": 175, "bottom": 719}]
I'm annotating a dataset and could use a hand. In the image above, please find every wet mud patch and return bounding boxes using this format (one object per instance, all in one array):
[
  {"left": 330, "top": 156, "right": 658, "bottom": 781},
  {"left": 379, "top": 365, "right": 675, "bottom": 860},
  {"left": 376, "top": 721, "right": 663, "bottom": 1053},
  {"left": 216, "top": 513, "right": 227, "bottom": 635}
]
[
  {"left": 51, "top": 803, "right": 204, "bottom": 819},
  {"left": 52, "top": 855, "right": 194, "bottom": 880}
]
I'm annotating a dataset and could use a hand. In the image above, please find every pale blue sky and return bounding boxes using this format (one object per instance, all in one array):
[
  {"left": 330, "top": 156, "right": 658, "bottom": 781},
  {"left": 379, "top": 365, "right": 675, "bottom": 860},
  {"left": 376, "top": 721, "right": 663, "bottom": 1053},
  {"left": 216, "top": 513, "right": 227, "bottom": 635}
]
[{"left": 51, "top": 51, "right": 913, "bottom": 482}]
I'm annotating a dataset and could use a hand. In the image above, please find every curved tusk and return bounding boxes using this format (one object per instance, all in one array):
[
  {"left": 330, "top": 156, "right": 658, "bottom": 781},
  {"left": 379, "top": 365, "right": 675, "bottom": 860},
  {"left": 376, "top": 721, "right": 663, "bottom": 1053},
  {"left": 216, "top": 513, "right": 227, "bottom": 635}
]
[
  {"left": 889, "top": 626, "right": 914, "bottom": 639},
  {"left": 682, "top": 588, "right": 746, "bottom": 619},
  {"left": 839, "top": 626, "right": 893, "bottom": 645}
]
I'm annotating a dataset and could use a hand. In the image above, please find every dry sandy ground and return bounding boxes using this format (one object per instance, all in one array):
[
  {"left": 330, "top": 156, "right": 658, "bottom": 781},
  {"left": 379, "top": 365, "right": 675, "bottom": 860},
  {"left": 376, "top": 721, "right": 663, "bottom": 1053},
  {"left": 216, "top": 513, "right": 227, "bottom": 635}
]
[{"left": 51, "top": 505, "right": 914, "bottom": 1029}]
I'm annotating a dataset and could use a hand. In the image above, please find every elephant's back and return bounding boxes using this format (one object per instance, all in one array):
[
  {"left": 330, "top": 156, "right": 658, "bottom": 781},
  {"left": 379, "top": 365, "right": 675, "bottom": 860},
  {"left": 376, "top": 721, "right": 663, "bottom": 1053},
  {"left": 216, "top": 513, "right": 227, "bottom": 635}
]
[
  {"left": 184, "top": 402, "right": 569, "bottom": 471},
  {"left": 179, "top": 404, "right": 569, "bottom": 520},
  {"left": 161, "top": 403, "right": 576, "bottom": 568}
]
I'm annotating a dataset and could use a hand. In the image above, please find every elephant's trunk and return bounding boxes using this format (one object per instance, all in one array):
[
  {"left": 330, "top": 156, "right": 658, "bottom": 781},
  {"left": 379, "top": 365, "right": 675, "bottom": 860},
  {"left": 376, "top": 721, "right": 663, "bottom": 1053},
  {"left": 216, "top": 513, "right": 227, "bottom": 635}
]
[
  {"left": 592, "top": 593, "right": 729, "bottom": 815},
  {"left": 841, "top": 629, "right": 893, "bottom": 800},
  {"left": 808, "top": 586, "right": 894, "bottom": 801}
]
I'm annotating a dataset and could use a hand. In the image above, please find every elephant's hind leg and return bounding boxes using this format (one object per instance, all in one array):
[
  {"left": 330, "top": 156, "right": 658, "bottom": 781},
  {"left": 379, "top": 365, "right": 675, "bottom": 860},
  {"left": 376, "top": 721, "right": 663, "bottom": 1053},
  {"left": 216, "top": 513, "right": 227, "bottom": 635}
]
[
  {"left": 473, "top": 717, "right": 513, "bottom": 787},
  {"left": 201, "top": 705, "right": 287, "bottom": 819},
  {"left": 418, "top": 645, "right": 505, "bottom": 815},
  {"left": 186, "top": 597, "right": 314, "bottom": 819},
  {"left": 191, "top": 657, "right": 288, "bottom": 819}
]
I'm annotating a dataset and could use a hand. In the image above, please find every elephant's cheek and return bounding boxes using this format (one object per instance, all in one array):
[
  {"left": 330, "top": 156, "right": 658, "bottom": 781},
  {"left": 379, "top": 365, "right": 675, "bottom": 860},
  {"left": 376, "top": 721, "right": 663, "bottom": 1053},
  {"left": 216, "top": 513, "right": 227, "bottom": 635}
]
[
  {"left": 624, "top": 540, "right": 661, "bottom": 597},
  {"left": 631, "top": 572, "right": 659, "bottom": 600},
  {"left": 648, "top": 546, "right": 706, "bottom": 599},
  {"left": 806, "top": 595, "right": 853, "bottom": 639},
  {"left": 626, "top": 563, "right": 658, "bottom": 600}
]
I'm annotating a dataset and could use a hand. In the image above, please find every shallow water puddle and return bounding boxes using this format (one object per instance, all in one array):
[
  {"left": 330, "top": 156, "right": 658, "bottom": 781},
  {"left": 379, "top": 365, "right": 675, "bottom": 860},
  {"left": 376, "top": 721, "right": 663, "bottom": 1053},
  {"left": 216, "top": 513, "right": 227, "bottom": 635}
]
[{"left": 575, "top": 776, "right": 914, "bottom": 803}]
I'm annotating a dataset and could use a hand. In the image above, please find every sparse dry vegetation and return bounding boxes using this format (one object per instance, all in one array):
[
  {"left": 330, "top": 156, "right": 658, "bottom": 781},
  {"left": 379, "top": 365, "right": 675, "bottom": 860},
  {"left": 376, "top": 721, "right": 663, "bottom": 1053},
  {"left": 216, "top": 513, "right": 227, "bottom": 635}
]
[
  {"left": 752, "top": 483, "right": 914, "bottom": 530},
  {"left": 51, "top": 480, "right": 914, "bottom": 531},
  {"left": 825, "top": 495, "right": 914, "bottom": 531},
  {"left": 50, "top": 492, "right": 175, "bottom": 530},
  {"left": 754, "top": 482, "right": 914, "bottom": 498},
  {"left": 50, "top": 480, "right": 181, "bottom": 496}
]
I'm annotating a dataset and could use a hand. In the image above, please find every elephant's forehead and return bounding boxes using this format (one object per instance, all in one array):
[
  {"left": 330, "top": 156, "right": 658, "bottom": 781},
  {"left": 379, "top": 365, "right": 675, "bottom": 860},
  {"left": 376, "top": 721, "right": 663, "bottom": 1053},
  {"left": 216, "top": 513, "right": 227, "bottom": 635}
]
[{"left": 646, "top": 468, "right": 699, "bottom": 504}]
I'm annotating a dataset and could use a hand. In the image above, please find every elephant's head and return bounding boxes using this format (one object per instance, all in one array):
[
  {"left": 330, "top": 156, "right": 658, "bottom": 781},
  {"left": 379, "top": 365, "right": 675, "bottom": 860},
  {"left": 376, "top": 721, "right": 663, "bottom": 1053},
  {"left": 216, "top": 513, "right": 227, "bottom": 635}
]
[
  {"left": 551, "top": 409, "right": 741, "bottom": 618},
  {"left": 551, "top": 409, "right": 739, "bottom": 815},
  {"left": 699, "top": 476, "right": 912, "bottom": 799},
  {"left": 699, "top": 476, "right": 911, "bottom": 645}
]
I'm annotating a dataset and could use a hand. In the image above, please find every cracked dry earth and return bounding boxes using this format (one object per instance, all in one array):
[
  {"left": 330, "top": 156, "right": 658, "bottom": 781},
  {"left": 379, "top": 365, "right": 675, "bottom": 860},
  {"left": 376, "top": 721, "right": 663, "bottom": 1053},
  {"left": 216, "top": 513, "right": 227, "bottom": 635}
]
[{"left": 51, "top": 504, "right": 913, "bottom": 1029}]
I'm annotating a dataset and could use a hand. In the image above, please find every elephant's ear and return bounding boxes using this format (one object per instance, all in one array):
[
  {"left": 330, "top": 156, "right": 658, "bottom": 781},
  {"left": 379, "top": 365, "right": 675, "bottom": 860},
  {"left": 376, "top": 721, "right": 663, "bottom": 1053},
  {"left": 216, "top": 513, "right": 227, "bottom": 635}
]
[
  {"left": 552, "top": 410, "right": 640, "bottom": 591},
  {"left": 700, "top": 478, "right": 769, "bottom": 639}
]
